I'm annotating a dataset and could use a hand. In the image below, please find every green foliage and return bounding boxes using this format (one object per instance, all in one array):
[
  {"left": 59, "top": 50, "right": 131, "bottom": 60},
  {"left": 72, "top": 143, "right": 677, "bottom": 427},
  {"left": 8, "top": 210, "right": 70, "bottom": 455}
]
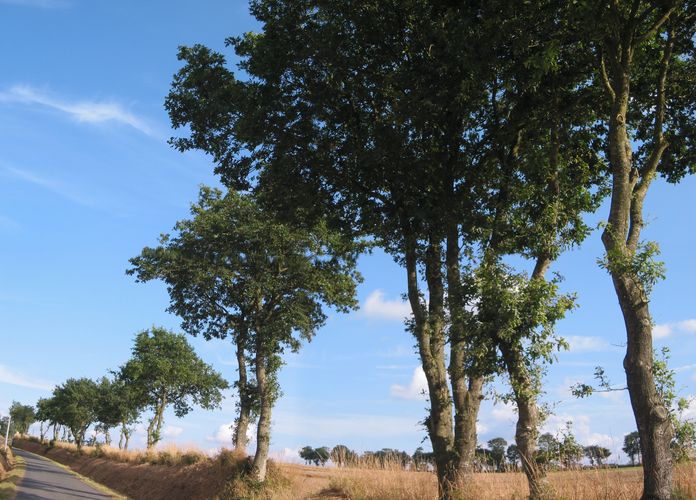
[
  {"left": 299, "top": 446, "right": 330, "bottom": 466},
  {"left": 50, "top": 378, "right": 101, "bottom": 449},
  {"left": 9, "top": 402, "right": 35, "bottom": 435},
  {"left": 487, "top": 437, "right": 508, "bottom": 471},
  {"left": 583, "top": 445, "right": 611, "bottom": 467},
  {"left": 598, "top": 240, "right": 666, "bottom": 296},
  {"left": 118, "top": 327, "right": 229, "bottom": 448},
  {"left": 623, "top": 431, "right": 641, "bottom": 466}
]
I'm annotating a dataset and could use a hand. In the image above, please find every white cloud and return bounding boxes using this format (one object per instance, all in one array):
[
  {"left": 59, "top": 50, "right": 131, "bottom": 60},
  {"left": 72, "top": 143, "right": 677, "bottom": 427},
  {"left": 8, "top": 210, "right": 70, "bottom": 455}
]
[
  {"left": 210, "top": 421, "right": 256, "bottom": 446},
  {"left": 362, "top": 290, "right": 411, "bottom": 321},
  {"left": 476, "top": 422, "right": 488, "bottom": 434},
  {"left": 542, "top": 414, "right": 616, "bottom": 451},
  {"left": 677, "top": 319, "right": 696, "bottom": 332},
  {"left": 269, "top": 447, "right": 302, "bottom": 464},
  {"left": 390, "top": 366, "right": 428, "bottom": 400},
  {"left": 0, "top": 364, "right": 53, "bottom": 390},
  {"left": 273, "top": 412, "right": 423, "bottom": 441},
  {"left": 491, "top": 402, "right": 517, "bottom": 422},
  {"left": 653, "top": 319, "right": 696, "bottom": 339},
  {"left": 654, "top": 324, "right": 673, "bottom": 339},
  {"left": 162, "top": 425, "right": 184, "bottom": 438},
  {"left": 0, "top": 85, "right": 153, "bottom": 135},
  {"left": 565, "top": 335, "right": 610, "bottom": 353}
]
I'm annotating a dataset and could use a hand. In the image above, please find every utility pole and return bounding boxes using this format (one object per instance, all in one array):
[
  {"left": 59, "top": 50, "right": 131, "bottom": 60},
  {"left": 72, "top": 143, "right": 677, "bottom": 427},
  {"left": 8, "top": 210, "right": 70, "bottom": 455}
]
[{"left": 4, "top": 414, "right": 11, "bottom": 452}]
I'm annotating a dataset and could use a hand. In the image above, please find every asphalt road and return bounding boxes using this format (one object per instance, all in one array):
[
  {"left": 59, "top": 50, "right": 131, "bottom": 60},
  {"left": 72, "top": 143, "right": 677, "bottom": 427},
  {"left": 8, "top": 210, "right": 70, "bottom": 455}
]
[{"left": 12, "top": 448, "right": 114, "bottom": 499}]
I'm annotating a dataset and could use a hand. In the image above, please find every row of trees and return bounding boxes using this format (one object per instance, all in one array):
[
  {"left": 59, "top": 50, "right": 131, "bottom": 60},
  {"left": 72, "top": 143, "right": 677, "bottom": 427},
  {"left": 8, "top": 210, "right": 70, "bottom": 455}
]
[
  {"left": 19, "top": 328, "right": 227, "bottom": 451},
  {"left": 161, "top": 1, "right": 695, "bottom": 498},
  {"left": 301, "top": 430, "right": 615, "bottom": 473}
]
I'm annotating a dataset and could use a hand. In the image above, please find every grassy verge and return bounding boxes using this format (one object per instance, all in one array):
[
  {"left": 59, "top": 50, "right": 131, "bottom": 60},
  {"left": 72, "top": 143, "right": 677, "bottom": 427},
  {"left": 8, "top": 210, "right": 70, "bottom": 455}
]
[
  {"left": 0, "top": 455, "right": 25, "bottom": 500},
  {"left": 16, "top": 449, "right": 126, "bottom": 500}
]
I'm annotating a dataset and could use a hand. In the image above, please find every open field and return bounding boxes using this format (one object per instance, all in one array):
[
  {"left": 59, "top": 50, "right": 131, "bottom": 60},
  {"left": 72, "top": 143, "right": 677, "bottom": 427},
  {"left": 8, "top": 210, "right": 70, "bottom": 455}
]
[
  {"left": 280, "top": 462, "right": 696, "bottom": 500},
  {"left": 11, "top": 438, "right": 696, "bottom": 499}
]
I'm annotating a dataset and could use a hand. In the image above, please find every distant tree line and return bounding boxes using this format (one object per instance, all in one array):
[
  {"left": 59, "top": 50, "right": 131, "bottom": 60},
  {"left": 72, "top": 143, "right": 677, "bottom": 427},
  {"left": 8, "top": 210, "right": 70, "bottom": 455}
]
[
  {"left": 13, "top": 327, "right": 227, "bottom": 451},
  {"left": 300, "top": 428, "right": 617, "bottom": 472}
]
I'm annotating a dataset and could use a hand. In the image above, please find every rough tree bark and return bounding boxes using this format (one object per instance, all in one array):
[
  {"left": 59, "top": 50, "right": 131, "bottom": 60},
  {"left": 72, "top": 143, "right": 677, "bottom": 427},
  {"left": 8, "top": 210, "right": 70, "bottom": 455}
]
[
  {"left": 600, "top": 19, "right": 676, "bottom": 500},
  {"left": 251, "top": 344, "right": 272, "bottom": 481},
  {"left": 233, "top": 335, "right": 251, "bottom": 454},
  {"left": 405, "top": 227, "right": 483, "bottom": 500}
]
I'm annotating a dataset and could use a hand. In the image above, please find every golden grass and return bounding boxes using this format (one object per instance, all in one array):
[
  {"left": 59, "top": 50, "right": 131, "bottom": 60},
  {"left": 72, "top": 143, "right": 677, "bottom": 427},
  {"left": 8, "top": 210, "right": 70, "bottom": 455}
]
[
  {"left": 13, "top": 438, "right": 696, "bottom": 499},
  {"left": 276, "top": 461, "right": 696, "bottom": 499}
]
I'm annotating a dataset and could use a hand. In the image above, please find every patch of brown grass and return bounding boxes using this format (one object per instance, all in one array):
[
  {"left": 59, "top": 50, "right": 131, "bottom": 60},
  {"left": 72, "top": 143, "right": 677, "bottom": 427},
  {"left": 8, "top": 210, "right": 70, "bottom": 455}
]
[{"left": 278, "top": 461, "right": 696, "bottom": 499}]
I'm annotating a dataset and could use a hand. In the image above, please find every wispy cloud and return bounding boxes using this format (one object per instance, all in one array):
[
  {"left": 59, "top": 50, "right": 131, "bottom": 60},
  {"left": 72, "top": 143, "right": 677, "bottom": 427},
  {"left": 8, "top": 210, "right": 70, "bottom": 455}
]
[
  {"left": 1, "top": 165, "right": 96, "bottom": 207},
  {"left": 390, "top": 366, "right": 428, "bottom": 400},
  {"left": 0, "top": 214, "right": 20, "bottom": 229},
  {"left": 653, "top": 319, "right": 696, "bottom": 339},
  {"left": 0, "top": 85, "right": 154, "bottom": 136},
  {"left": 162, "top": 425, "right": 184, "bottom": 438},
  {"left": 362, "top": 290, "right": 411, "bottom": 321},
  {"left": 0, "top": 364, "right": 53, "bottom": 390},
  {"left": 564, "top": 335, "right": 611, "bottom": 353},
  {"left": 0, "top": 0, "right": 69, "bottom": 8}
]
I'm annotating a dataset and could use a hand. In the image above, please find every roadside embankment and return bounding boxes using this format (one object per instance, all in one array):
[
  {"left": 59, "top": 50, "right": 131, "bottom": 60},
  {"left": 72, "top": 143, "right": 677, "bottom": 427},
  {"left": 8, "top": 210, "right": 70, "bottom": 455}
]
[{"left": 12, "top": 437, "right": 285, "bottom": 499}]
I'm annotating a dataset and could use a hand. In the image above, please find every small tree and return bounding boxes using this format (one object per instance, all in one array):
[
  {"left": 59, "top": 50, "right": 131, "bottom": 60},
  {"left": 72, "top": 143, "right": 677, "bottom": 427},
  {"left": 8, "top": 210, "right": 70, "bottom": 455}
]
[
  {"left": 487, "top": 437, "right": 508, "bottom": 472},
  {"left": 584, "top": 445, "right": 611, "bottom": 467},
  {"left": 623, "top": 431, "right": 641, "bottom": 466},
  {"left": 119, "top": 327, "right": 229, "bottom": 449},
  {"left": 51, "top": 378, "right": 100, "bottom": 450},
  {"left": 506, "top": 444, "right": 520, "bottom": 471},
  {"left": 9, "top": 401, "right": 35, "bottom": 436}
]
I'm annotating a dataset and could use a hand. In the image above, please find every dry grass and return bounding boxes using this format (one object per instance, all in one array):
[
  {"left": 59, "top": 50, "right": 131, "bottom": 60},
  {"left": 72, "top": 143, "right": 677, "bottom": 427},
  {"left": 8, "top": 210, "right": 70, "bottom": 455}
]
[
  {"left": 277, "top": 461, "right": 696, "bottom": 499},
  {"left": 0, "top": 453, "right": 25, "bottom": 500},
  {"left": 13, "top": 438, "right": 696, "bottom": 499}
]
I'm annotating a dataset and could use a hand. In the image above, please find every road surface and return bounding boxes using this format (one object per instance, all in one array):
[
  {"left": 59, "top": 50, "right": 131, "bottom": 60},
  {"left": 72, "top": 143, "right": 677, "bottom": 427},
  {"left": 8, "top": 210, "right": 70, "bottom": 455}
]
[{"left": 12, "top": 448, "right": 114, "bottom": 499}]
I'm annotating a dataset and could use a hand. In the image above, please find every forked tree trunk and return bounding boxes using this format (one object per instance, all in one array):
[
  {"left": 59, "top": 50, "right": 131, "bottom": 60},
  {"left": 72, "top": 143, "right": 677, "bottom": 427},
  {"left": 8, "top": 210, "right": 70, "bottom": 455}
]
[
  {"left": 446, "top": 224, "right": 485, "bottom": 474},
  {"left": 251, "top": 347, "right": 272, "bottom": 481},
  {"left": 405, "top": 230, "right": 484, "bottom": 499},
  {"left": 601, "top": 29, "right": 675, "bottom": 497},
  {"left": 234, "top": 336, "right": 251, "bottom": 453}
]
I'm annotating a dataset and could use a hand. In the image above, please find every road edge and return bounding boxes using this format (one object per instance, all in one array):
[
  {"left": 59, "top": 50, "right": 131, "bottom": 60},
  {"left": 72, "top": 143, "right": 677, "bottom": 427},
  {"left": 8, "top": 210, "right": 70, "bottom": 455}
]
[{"left": 12, "top": 448, "right": 128, "bottom": 500}]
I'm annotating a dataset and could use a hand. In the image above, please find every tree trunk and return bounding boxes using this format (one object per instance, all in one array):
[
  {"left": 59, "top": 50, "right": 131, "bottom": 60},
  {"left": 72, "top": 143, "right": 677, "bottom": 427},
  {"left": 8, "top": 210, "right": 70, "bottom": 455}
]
[
  {"left": 404, "top": 232, "right": 458, "bottom": 499},
  {"left": 601, "top": 50, "right": 674, "bottom": 497},
  {"left": 446, "top": 223, "right": 484, "bottom": 474},
  {"left": 611, "top": 273, "right": 673, "bottom": 499},
  {"left": 148, "top": 393, "right": 168, "bottom": 449},
  {"left": 234, "top": 336, "right": 251, "bottom": 453},
  {"left": 251, "top": 348, "right": 272, "bottom": 481},
  {"left": 501, "top": 342, "right": 550, "bottom": 499}
]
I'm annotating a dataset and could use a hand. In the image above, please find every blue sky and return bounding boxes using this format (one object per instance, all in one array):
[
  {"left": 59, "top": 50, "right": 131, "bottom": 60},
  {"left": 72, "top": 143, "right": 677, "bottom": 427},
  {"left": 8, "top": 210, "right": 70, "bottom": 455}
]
[{"left": 1, "top": 0, "right": 694, "bottom": 465}]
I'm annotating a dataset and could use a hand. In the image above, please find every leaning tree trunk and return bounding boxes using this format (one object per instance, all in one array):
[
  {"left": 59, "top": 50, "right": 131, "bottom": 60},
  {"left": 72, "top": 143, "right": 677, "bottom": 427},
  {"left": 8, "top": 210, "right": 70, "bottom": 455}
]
[
  {"left": 251, "top": 347, "right": 273, "bottom": 481},
  {"left": 234, "top": 335, "right": 251, "bottom": 453},
  {"left": 601, "top": 36, "right": 675, "bottom": 497}
]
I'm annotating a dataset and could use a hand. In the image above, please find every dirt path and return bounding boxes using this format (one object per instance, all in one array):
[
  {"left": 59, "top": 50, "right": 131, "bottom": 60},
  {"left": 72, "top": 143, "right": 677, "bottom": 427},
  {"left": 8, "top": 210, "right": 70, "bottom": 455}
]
[{"left": 13, "top": 448, "right": 113, "bottom": 499}]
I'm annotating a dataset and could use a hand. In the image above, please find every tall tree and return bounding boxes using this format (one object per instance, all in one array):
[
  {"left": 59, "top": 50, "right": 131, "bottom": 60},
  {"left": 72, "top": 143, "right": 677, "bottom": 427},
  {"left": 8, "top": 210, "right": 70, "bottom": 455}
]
[
  {"left": 130, "top": 191, "right": 359, "bottom": 480},
  {"left": 163, "top": 2, "right": 604, "bottom": 497},
  {"left": 118, "top": 327, "right": 229, "bottom": 449},
  {"left": 579, "top": 2, "right": 695, "bottom": 497}
]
